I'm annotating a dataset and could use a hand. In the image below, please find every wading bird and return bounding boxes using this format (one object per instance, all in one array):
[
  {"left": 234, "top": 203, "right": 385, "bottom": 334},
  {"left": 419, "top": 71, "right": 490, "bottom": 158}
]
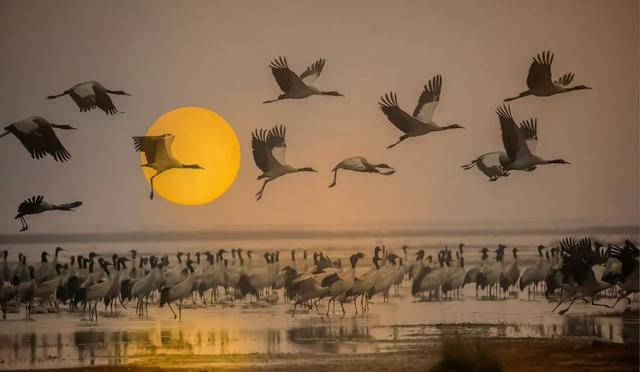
[
  {"left": 379, "top": 75, "right": 464, "bottom": 149},
  {"left": 132, "top": 134, "right": 204, "bottom": 200},
  {"left": 15, "top": 195, "right": 82, "bottom": 232},
  {"left": 47, "top": 81, "right": 130, "bottom": 115},
  {"left": 263, "top": 57, "right": 344, "bottom": 103},
  {"left": 328, "top": 156, "right": 395, "bottom": 188},
  {"left": 251, "top": 125, "right": 317, "bottom": 200},
  {"left": 462, "top": 118, "right": 539, "bottom": 181},
  {"left": 1, "top": 117, "right": 75, "bottom": 162},
  {"left": 504, "top": 51, "right": 590, "bottom": 102}
]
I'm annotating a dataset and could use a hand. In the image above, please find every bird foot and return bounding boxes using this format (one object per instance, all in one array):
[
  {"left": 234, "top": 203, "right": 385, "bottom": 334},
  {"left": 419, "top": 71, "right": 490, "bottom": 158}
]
[{"left": 19, "top": 227, "right": 28, "bottom": 232}]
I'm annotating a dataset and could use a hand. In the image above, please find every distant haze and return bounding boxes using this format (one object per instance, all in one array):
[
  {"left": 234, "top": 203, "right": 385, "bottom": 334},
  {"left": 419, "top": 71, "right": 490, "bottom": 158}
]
[{"left": 0, "top": 0, "right": 638, "bottom": 234}]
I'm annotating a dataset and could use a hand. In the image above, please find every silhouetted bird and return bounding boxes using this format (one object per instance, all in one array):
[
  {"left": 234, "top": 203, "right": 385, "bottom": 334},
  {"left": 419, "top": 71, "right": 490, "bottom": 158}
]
[
  {"left": 462, "top": 117, "right": 540, "bottom": 181},
  {"left": 47, "top": 81, "right": 130, "bottom": 115},
  {"left": 379, "top": 75, "right": 464, "bottom": 149},
  {"left": 15, "top": 195, "right": 82, "bottom": 232},
  {"left": 328, "top": 156, "right": 394, "bottom": 188},
  {"left": 1, "top": 116, "right": 75, "bottom": 161},
  {"left": 251, "top": 125, "right": 317, "bottom": 200},
  {"left": 263, "top": 57, "right": 344, "bottom": 103},
  {"left": 132, "top": 134, "right": 204, "bottom": 200},
  {"left": 504, "top": 51, "right": 590, "bottom": 102}
]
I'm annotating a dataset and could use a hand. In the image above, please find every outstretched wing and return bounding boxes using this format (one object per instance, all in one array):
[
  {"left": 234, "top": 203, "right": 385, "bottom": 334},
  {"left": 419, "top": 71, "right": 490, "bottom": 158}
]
[
  {"left": 299, "top": 58, "right": 325, "bottom": 86},
  {"left": 526, "top": 51, "right": 554, "bottom": 90},
  {"left": 379, "top": 92, "right": 414, "bottom": 134},
  {"left": 518, "top": 118, "right": 538, "bottom": 154},
  {"left": 555, "top": 73, "right": 574, "bottom": 86},
  {"left": 497, "top": 105, "right": 531, "bottom": 162},
  {"left": 252, "top": 125, "right": 287, "bottom": 173},
  {"left": 268, "top": 57, "right": 307, "bottom": 93},
  {"left": 17, "top": 195, "right": 44, "bottom": 214},
  {"left": 132, "top": 136, "right": 169, "bottom": 164},
  {"left": 413, "top": 75, "right": 441, "bottom": 123},
  {"left": 93, "top": 84, "right": 119, "bottom": 115}
]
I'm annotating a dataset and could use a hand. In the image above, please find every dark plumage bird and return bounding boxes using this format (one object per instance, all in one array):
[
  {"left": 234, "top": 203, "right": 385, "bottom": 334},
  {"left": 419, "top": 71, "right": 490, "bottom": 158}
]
[
  {"left": 263, "top": 57, "right": 344, "bottom": 103},
  {"left": 603, "top": 240, "right": 639, "bottom": 308},
  {"left": 504, "top": 51, "right": 591, "bottom": 102},
  {"left": 1, "top": 116, "right": 75, "bottom": 161},
  {"left": 328, "top": 156, "right": 394, "bottom": 188},
  {"left": 379, "top": 75, "right": 464, "bottom": 149},
  {"left": 251, "top": 125, "right": 317, "bottom": 200},
  {"left": 47, "top": 81, "right": 130, "bottom": 115},
  {"left": 15, "top": 195, "right": 82, "bottom": 232},
  {"left": 132, "top": 134, "right": 204, "bottom": 200}
]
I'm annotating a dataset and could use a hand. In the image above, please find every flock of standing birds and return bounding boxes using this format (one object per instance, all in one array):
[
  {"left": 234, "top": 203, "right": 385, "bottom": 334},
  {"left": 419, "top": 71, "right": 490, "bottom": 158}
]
[
  {"left": 4, "top": 50, "right": 587, "bottom": 225},
  {"left": 0, "top": 238, "right": 637, "bottom": 321},
  {"left": 1, "top": 51, "right": 636, "bottom": 322}
]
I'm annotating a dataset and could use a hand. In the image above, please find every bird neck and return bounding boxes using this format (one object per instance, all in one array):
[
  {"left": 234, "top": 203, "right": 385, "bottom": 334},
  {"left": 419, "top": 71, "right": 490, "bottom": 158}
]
[
  {"left": 106, "top": 89, "right": 129, "bottom": 95},
  {"left": 566, "top": 85, "right": 590, "bottom": 92},
  {"left": 181, "top": 164, "right": 201, "bottom": 169},
  {"left": 321, "top": 91, "right": 343, "bottom": 96}
]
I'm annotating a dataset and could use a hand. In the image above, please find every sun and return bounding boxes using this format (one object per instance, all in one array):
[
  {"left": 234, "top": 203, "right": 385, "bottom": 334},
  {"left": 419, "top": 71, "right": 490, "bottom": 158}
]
[{"left": 141, "top": 107, "right": 240, "bottom": 205}]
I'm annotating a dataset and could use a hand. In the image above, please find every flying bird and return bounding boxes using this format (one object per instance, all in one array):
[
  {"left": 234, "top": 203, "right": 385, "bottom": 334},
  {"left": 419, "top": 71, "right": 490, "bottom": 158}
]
[
  {"left": 251, "top": 125, "right": 317, "bottom": 200},
  {"left": 263, "top": 57, "right": 344, "bottom": 103},
  {"left": 379, "top": 75, "right": 464, "bottom": 149},
  {"left": 1, "top": 116, "right": 75, "bottom": 162},
  {"left": 461, "top": 118, "right": 539, "bottom": 181},
  {"left": 504, "top": 51, "right": 591, "bottom": 102},
  {"left": 47, "top": 81, "right": 130, "bottom": 115},
  {"left": 15, "top": 195, "right": 82, "bottom": 232},
  {"left": 328, "top": 156, "right": 395, "bottom": 188},
  {"left": 132, "top": 134, "right": 204, "bottom": 200}
]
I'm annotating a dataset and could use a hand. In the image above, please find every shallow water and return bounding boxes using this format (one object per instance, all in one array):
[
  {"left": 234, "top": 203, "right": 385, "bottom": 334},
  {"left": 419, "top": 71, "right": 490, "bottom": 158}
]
[{"left": 0, "top": 286, "right": 637, "bottom": 370}]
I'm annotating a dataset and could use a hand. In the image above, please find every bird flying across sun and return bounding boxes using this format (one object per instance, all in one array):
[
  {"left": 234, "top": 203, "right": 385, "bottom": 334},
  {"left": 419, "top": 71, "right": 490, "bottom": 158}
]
[
  {"left": 263, "top": 57, "right": 344, "bottom": 104},
  {"left": 504, "top": 51, "right": 591, "bottom": 102},
  {"left": 252, "top": 125, "right": 317, "bottom": 201},
  {"left": 1, "top": 116, "right": 75, "bottom": 162},
  {"left": 462, "top": 118, "right": 539, "bottom": 181},
  {"left": 15, "top": 195, "right": 82, "bottom": 232},
  {"left": 379, "top": 75, "right": 464, "bottom": 149},
  {"left": 328, "top": 156, "right": 395, "bottom": 188},
  {"left": 47, "top": 81, "right": 131, "bottom": 115},
  {"left": 132, "top": 134, "right": 204, "bottom": 200}
]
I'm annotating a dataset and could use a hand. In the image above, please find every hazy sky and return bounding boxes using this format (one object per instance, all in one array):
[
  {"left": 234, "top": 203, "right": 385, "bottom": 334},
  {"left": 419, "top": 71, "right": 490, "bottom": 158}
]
[{"left": 0, "top": 0, "right": 638, "bottom": 234}]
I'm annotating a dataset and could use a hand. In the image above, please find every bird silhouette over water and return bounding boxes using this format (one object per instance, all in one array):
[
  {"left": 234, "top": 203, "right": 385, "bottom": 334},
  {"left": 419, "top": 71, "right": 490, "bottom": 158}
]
[
  {"left": 462, "top": 118, "right": 539, "bottom": 181},
  {"left": 251, "top": 125, "right": 317, "bottom": 200},
  {"left": 504, "top": 51, "right": 591, "bottom": 102},
  {"left": 132, "top": 134, "right": 204, "bottom": 200},
  {"left": 328, "top": 156, "right": 395, "bottom": 188},
  {"left": 379, "top": 75, "right": 464, "bottom": 149},
  {"left": 263, "top": 57, "right": 344, "bottom": 103},
  {"left": 47, "top": 81, "right": 131, "bottom": 115},
  {"left": 15, "top": 195, "right": 82, "bottom": 232},
  {"left": 1, "top": 116, "right": 75, "bottom": 162}
]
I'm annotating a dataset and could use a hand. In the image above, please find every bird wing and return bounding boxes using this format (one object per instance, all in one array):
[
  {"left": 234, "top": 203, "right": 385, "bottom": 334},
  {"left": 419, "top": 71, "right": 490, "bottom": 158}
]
[
  {"left": 268, "top": 57, "right": 307, "bottom": 93},
  {"left": 252, "top": 125, "right": 286, "bottom": 173},
  {"left": 17, "top": 195, "right": 44, "bottom": 214},
  {"left": 132, "top": 136, "right": 170, "bottom": 164},
  {"left": 554, "top": 73, "right": 574, "bottom": 87},
  {"left": 339, "top": 157, "right": 368, "bottom": 171},
  {"left": 379, "top": 92, "right": 415, "bottom": 134},
  {"left": 475, "top": 152, "right": 508, "bottom": 177},
  {"left": 526, "top": 51, "right": 554, "bottom": 90},
  {"left": 413, "top": 75, "right": 441, "bottom": 123},
  {"left": 8, "top": 120, "right": 48, "bottom": 160},
  {"left": 299, "top": 58, "right": 325, "bottom": 86},
  {"left": 69, "top": 92, "right": 96, "bottom": 112},
  {"left": 497, "top": 105, "right": 532, "bottom": 162},
  {"left": 32, "top": 118, "right": 71, "bottom": 162},
  {"left": 93, "top": 84, "right": 119, "bottom": 115},
  {"left": 518, "top": 118, "right": 538, "bottom": 154}
]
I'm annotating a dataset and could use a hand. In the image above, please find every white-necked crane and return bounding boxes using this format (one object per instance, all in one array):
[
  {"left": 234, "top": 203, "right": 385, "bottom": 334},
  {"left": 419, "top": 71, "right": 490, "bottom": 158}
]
[
  {"left": 328, "top": 156, "right": 395, "bottom": 188},
  {"left": 1, "top": 116, "right": 75, "bottom": 161},
  {"left": 252, "top": 125, "right": 317, "bottom": 200},
  {"left": 15, "top": 195, "right": 82, "bottom": 232},
  {"left": 462, "top": 118, "right": 539, "bottom": 181},
  {"left": 379, "top": 75, "right": 464, "bottom": 149},
  {"left": 47, "top": 81, "right": 130, "bottom": 115},
  {"left": 263, "top": 57, "right": 344, "bottom": 104},
  {"left": 132, "top": 134, "right": 204, "bottom": 200},
  {"left": 504, "top": 51, "right": 590, "bottom": 102}
]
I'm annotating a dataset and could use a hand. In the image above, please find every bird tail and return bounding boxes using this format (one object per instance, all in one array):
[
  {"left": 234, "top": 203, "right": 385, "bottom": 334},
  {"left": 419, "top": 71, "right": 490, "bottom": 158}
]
[
  {"left": 238, "top": 274, "right": 257, "bottom": 297},
  {"left": 56, "top": 201, "right": 83, "bottom": 211},
  {"left": 461, "top": 160, "right": 478, "bottom": 170},
  {"left": 159, "top": 287, "right": 171, "bottom": 307}
]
